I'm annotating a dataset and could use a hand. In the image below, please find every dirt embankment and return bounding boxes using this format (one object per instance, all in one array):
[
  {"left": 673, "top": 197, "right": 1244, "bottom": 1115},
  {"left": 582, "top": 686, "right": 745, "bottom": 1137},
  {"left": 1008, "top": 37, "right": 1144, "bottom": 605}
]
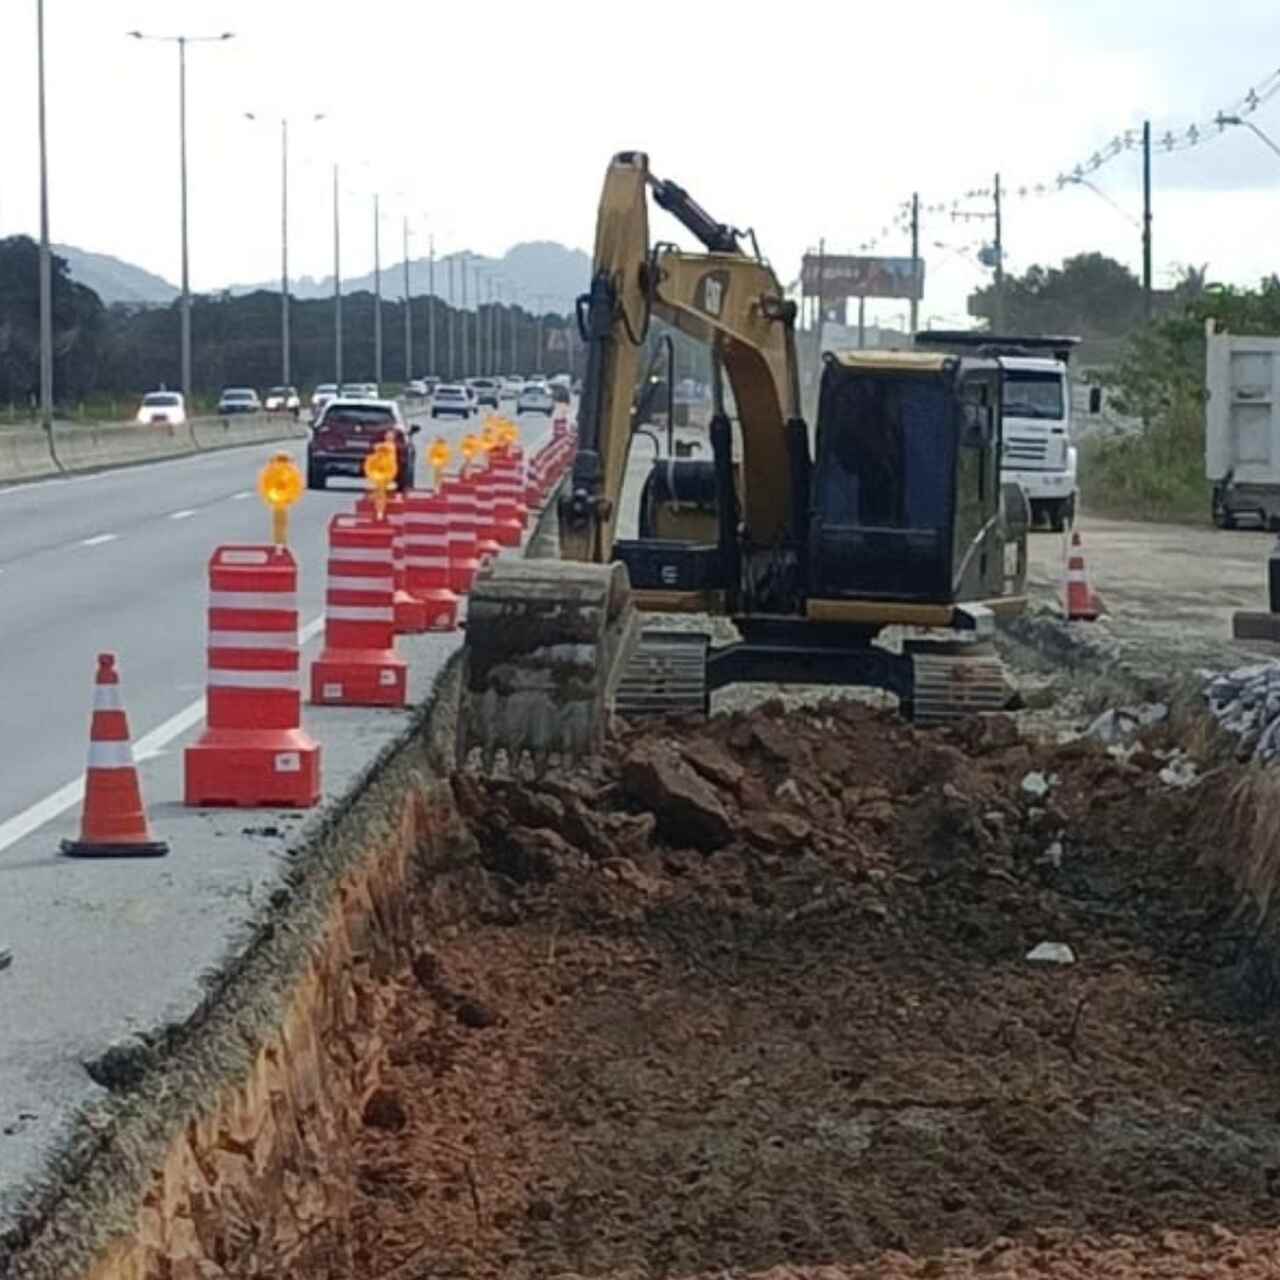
[{"left": 336, "top": 700, "right": 1280, "bottom": 1280}]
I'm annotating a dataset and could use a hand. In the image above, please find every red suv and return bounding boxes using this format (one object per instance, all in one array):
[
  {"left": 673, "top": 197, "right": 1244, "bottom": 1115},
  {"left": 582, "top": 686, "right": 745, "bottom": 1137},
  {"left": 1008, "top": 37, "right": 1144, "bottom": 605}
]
[{"left": 307, "top": 398, "right": 419, "bottom": 491}]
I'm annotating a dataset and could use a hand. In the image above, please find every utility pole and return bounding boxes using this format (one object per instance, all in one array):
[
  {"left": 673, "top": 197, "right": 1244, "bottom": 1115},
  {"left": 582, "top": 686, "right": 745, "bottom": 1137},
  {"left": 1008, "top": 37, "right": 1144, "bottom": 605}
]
[
  {"left": 37, "top": 0, "right": 53, "bottom": 430},
  {"left": 333, "top": 163, "right": 342, "bottom": 385},
  {"left": 993, "top": 172, "right": 1005, "bottom": 333},
  {"left": 373, "top": 194, "right": 383, "bottom": 387},
  {"left": 403, "top": 216, "right": 412, "bottom": 382},
  {"left": 535, "top": 295, "right": 546, "bottom": 374},
  {"left": 1142, "top": 120, "right": 1153, "bottom": 322},
  {"left": 460, "top": 255, "right": 469, "bottom": 377},
  {"left": 427, "top": 234, "right": 436, "bottom": 375},
  {"left": 447, "top": 255, "right": 455, "bottom": 379},
  {"left": 815, "top": 238, "right": 826, "bottom": 352},
  {"left": 474, "top": 266, "right": 483, "bottom": 376},
  {"left": 280, "top": 119, "right": 289, "bottom": 386},
  {"left": 128, "top": 30, "right": 234, "bottom": 406},
  {"left": 909, "top": 191, "right": 920, "bottom": 336}
]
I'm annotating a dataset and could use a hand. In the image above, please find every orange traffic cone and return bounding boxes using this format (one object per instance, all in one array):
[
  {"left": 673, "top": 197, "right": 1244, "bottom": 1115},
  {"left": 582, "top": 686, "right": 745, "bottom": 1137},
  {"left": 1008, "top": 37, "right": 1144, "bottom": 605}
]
[
  {"left": 1064, "top": 531, "right": 1101, "bottom": 622},
  {"left": 62, "top": 653, "right": 169, "bottom": 858}
]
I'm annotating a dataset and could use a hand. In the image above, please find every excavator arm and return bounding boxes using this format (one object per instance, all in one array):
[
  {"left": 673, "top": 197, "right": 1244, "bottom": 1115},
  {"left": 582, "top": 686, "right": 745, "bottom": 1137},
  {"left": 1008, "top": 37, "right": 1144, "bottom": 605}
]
[{"left": 458, "top": 151, "right": 804, "bottom": 770}]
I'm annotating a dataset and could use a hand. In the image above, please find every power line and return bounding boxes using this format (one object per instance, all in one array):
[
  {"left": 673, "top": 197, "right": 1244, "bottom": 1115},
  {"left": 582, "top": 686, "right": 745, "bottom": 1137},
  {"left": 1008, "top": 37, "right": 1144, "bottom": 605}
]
[{"left": 850, "top": 61, "right": 1280, "bottom": 254}]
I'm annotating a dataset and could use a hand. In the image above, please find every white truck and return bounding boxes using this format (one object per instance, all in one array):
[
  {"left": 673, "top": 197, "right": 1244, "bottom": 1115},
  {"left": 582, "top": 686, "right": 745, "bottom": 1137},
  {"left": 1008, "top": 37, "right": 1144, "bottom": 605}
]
[
  {"left": 914, "top": 331, "right": 1080, "bottom": 531},
  {"left": 1205, "top": 324, "right": 1280, "bottom": 529}
]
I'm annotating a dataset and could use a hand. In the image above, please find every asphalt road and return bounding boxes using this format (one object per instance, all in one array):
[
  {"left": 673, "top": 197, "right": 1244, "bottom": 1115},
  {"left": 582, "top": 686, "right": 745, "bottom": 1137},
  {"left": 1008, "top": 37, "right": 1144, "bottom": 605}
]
[
  {"left": 0, "top": 400, "right": 550, "bottom": 850},
  {"left": 0, "top": 397, "right": 563, "bottom": 1224},
  {"left": 1025, "top": 514, "right": 1279, "bottom": 669}
]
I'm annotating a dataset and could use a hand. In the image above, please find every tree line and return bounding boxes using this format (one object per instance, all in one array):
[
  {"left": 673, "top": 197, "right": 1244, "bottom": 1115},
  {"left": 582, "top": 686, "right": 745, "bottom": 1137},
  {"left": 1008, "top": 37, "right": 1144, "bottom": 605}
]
[{"left": 0, "top": 236, "right": 580, "bottom": 411}]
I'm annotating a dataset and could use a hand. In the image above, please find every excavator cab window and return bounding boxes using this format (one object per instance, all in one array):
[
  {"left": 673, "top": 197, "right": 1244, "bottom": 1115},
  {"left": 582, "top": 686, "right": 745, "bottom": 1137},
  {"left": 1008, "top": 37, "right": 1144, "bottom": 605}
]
[{"left": 809, "top": 365, "right": 957, "bottom": 601}]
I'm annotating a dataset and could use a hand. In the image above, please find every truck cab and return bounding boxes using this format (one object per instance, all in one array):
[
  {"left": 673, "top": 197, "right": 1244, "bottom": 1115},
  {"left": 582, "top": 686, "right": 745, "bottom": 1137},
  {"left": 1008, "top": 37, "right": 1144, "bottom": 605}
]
[{"left": 914, "top": 331, "right": 1079, "bottom": 532}]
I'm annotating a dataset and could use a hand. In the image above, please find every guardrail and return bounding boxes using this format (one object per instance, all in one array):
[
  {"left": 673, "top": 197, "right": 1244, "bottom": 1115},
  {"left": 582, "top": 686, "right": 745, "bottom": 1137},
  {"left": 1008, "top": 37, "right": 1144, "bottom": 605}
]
[{"left": 0, "top": 413, "right": 309, "bottom": 486}]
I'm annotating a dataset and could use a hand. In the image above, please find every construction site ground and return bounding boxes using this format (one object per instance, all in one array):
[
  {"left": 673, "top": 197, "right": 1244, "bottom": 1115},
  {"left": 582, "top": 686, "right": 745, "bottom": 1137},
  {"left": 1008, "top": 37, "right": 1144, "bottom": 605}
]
[
  {"left": 337, "top": 688, "right": 1280, "bottom": 1280},
  {"left": 292, "top": 516, "right": 1280, "bottom": 1278}
]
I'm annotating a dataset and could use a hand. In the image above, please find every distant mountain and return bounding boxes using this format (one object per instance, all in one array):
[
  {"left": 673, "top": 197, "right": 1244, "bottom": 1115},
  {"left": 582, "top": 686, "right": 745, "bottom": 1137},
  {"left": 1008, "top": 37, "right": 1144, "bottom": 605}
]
[
  {"left": 55, "top": 244, "right": 178, "bottom": 305},
  {"left": 228, "top": 240, "right": 591, "bottom": 316}
]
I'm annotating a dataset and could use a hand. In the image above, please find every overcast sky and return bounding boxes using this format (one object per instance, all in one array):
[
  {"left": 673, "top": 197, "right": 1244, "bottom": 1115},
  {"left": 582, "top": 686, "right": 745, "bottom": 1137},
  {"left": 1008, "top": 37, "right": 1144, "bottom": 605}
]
[{"left": 2, "top": 0, "right": 1278, "bottom": 328}]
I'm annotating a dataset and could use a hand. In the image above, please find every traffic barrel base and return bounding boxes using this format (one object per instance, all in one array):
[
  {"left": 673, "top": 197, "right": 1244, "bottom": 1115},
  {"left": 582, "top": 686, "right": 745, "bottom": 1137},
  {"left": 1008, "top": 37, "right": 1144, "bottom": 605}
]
[
  {"left": 311, "top": 514, "right": 408, "bottom": 707},
  {"left": 185, "top": 545, "right": 321, "bottom": 808},
  {"left": 185, "top": 727, "right": 322, "bottom": 809},
  {"left": 62, "top": 652, "right": 169, "bottom": 858}
]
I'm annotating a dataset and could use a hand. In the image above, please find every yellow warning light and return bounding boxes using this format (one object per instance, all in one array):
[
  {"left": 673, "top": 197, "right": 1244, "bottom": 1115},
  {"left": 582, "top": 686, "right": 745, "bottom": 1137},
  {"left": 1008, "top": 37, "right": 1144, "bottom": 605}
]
[
  {"left": 499, "top": 419, "right": 519, "bottom": 448},
  {"left": 428, "top": 436, "right": 450, "bottom": 490},
  {"left": 257, "top": 452, "right": 303, "bottom": 546},
  {"left": 480, "top": 423, "right": 498, "bottom": 454},
  {"left": 460, "top": 433, "right": 480, "bottom": 473},
  {"left": 364, "top": 440, "right": 398, "bottom": 519}
]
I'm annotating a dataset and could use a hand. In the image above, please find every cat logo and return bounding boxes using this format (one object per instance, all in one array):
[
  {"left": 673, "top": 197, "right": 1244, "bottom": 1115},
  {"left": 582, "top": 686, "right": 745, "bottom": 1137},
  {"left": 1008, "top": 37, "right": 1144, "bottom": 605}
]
[
  {"left": 697, "top": 270, "right": 729, "bottom": 318},
  {"left": 660, "top": 564, "right": 678, "bottom": 586}
]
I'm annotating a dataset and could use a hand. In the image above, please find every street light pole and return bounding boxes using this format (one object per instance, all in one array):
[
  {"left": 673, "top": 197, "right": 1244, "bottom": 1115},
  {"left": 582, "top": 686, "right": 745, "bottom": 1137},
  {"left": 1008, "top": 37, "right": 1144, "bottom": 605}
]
[
  {"left": 37, "top": 0, "right": 53, "bottom": 430},
  {"left": 243, "top": 112, "right": 324, "bottom": 388},
  {"left": 128, "top": 30, "right": 233, "bottom": 406},
  {"left": 427, "top": 233, "right": 436, "bottom": 376},
  {"left": 373, "top": 195, "right": 384, "bottom": 387},
  {"left": 333, "top": 163, "right": 342, "bottom": 385},
  {"left": 1217, "top": 113, "right": 1280, "bottom": 161},
  {"left": 403, "top": 216, "right": 412, "bottom": 382}
]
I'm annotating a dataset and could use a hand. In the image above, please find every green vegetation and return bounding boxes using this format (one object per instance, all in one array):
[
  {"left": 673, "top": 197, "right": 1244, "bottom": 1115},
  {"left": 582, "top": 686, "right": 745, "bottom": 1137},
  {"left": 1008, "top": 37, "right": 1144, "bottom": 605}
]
[{"left": 0, "top": 236, "right": 578, "bottom": 421}]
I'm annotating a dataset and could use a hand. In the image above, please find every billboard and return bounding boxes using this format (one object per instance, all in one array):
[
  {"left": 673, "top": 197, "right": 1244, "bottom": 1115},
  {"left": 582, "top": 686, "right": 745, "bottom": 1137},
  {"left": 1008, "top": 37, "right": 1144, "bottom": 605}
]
[{"left": 801, "top": 254, "right": 924, "bottom": 302}]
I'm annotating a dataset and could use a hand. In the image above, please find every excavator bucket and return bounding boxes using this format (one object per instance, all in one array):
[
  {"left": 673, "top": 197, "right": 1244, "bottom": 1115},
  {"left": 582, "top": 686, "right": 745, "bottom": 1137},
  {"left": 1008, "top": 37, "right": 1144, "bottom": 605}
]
[{"left": 457, "top": 558, "right": 641, "bottom": 772}]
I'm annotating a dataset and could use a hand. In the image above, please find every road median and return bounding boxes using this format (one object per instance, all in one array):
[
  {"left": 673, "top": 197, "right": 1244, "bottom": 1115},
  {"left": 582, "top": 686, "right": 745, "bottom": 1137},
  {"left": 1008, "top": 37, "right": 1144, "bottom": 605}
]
[{"left": 0, "top": 415, "right": 308, "bottom": 486}]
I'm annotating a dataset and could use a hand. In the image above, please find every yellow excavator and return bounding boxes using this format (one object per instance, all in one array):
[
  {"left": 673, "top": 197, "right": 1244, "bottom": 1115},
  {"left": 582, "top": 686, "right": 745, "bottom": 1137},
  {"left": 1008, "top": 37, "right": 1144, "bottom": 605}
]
[{"left": 458, "top": 151, "right": 1029, "bottom": 768}]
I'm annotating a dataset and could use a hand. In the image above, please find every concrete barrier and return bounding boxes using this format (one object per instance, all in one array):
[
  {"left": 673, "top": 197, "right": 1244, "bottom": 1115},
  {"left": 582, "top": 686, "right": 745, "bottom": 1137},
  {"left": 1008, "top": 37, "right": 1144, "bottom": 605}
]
[
  {"left": 0, "top": 414, "right": 308, "bottom": 486},
  {"left": 191, "top": 412, "right": 307, "bottom": 452},
  {"left": 51, "top": 419, "right": 197, "bottom": 473},
  {"left": 0, "top": 426, "right": 58, "bottom": 483}
]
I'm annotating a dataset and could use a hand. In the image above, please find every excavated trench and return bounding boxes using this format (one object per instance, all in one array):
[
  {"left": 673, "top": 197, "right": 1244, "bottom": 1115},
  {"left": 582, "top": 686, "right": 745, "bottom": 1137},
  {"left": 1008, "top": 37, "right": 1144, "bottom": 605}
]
[{"left": 20, "top": 664, "right": 1280, "bottom": 1280}]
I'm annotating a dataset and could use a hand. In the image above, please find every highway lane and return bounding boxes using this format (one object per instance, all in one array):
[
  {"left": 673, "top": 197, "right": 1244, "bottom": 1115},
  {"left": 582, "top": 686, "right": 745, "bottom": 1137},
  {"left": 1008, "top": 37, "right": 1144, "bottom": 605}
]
[{"left": 0, "top": 401, "right": 556, "bottom": 847}]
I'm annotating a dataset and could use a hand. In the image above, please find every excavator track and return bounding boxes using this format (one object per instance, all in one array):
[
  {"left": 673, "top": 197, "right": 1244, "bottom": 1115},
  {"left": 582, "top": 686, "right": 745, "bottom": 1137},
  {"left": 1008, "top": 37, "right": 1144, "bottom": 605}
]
[
  {"left": 906, "top": 638, "right": 1010, "bottom": 726},
  {"left": 614, "top": 629, "right": 710, "bottom": 720},
  {"left": 457, "top": 558, "right": 641, "bottom": 772}
]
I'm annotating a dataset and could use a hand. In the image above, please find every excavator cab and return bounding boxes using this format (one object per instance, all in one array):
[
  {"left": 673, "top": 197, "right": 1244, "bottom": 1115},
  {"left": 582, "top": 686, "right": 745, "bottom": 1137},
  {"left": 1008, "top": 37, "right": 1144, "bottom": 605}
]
[{"left": 809, "top": 350, "right": 1007, "bottom": 605}]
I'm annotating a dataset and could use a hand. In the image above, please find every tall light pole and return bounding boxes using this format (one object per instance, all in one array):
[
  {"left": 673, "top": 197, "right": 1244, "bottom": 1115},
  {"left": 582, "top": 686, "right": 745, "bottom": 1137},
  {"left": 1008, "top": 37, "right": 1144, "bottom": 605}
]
[
  {"left": 244, "top": 111, "right": 325, "bottom": 387},
  {"left": 1217, "top": 112, "right": 1280, "bottom": 161},
  {"left": 333, "top": 163, "right": 343, "bottom": 385},
  {"left": 446, "top": 255, "right": 456, "bottom": 379},
  {"left": 373, "top": 194, "right": 383, "bottom": 387},
  {"left": 128, "top": 29, "right": 234, "bottom": 406},
  {"left": 37, "top": 0, "right": 53, "bottom": 429},
  {"left": 403, "top": 216, "right": 413, "bottom": 382},
  {"left": 427, "top": 232, "right": 436, "bottom": 376}
]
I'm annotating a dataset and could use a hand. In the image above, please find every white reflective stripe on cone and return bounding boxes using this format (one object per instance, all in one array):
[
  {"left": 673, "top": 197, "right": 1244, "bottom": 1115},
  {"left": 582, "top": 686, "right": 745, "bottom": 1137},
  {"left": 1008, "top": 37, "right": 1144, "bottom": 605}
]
[
  {"left": 87, "top": 741, "right": 136, "bottom": 769},
  {"left": 92, "top": 685, "right": 124, "bottom": 710},
  {"left": 207, "top": 669, "right": 301, "bottom": 689},
  {"left": 208, "top": 592, "right": 298, "bottom": 611},
  {"left": 405, "top": 555, "right": 450, "bottom": 568},
  {"left": 326, "top": 605, "right": 395, "bottom": 621},
  {"left": 326, "top": 546, "right": 390, "bottom": 563},
  {"left": 327, "top": 574, "right": 394, "bottom": 590},
  {"left": 207, "top": 630, "right": 299, "bottom": 650}
]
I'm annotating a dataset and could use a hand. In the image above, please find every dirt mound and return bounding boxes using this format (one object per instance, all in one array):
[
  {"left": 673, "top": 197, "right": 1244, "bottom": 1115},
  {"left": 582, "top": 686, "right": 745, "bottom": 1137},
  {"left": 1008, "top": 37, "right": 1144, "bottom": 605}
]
[{"left": 342, "top": 702, "right": 1280, "bottom": 1280}]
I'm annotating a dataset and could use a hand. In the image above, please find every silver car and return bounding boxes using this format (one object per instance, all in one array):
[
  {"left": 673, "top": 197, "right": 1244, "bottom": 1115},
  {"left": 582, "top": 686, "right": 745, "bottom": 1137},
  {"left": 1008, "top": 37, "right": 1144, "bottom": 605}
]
[{"left": 517, "top": 381, "right": 554, "bottom": 416}]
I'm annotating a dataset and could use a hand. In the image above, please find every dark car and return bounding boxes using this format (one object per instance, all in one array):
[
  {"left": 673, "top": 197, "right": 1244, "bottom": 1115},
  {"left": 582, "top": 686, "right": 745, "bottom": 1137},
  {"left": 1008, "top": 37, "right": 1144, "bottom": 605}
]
[
  {"left": 469, "top": 377, "right": 500, "bottom": 408},
  {"left": 307, "top": 398, "right": 419, "bottom": 491},
  {"left": 217, "top": 387, "right": 262, "bottom": 415}
]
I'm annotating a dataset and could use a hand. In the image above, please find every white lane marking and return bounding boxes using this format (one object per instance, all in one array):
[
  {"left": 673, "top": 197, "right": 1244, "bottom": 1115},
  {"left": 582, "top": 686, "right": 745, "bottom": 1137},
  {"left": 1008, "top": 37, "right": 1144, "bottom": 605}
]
[
  {"left": 0, "top": 613, "right": 324, "bottom": 855},
  {"left": 169, "top": 508, "right": 196, "bottom": 520},
  {"left": 230, "top": 490, "right": 252, "bottom": 501},
  {"left": 81, "top": 533, "right": 118, "bottom": 547}
]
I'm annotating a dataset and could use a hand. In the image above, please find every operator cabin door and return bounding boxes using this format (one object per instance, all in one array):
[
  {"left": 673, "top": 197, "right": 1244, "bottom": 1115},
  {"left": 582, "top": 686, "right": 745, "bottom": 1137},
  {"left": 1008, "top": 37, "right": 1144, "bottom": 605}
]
[
  {"left": 953, "top": 369, "right": 1002, "bottom": 599},
  {"left": 809, "top": 369, "right": 958, "bottom": 602}
]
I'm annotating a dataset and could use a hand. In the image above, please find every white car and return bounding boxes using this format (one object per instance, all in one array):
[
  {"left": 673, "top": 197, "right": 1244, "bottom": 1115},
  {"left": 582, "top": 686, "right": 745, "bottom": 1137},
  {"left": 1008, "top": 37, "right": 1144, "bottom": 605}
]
[
  {"left": 264, "top": 385, "right": 301, "bottom": 414},
  {"left": 517, "top": 381, "right": 555, "bottom": 416},
  {"left": 311, "top": 383, "right": 338, "bottom": 412},
  {"left": 501, "top": 377, "right": 524, "bottom": 399},
  {"left": 431, "top": 384, "right": 476, "bottom": 419},
  {"left": 406, "top": 379, "right": 429, "bottom": 398},
  {"left": 136, "top": 390, "right": 186, "bottom": 426}
]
